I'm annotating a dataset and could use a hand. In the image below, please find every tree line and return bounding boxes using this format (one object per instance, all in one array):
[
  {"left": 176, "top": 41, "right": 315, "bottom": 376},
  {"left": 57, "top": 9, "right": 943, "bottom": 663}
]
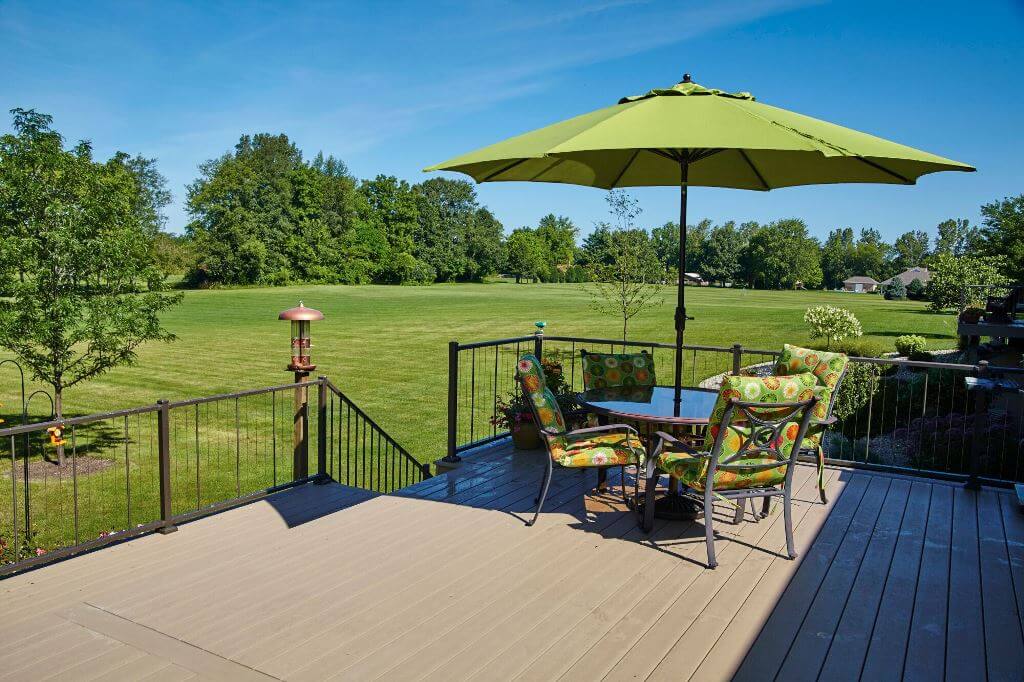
[{"left": 4, "top": 111, "right": 1023, "bottom": 293}]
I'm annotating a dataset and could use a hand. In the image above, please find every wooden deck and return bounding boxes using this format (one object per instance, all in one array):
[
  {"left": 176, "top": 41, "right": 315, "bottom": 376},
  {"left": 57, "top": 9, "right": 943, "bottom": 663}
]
[{"left": 1, "top": 441, "right": 1022, "bottom": 681}]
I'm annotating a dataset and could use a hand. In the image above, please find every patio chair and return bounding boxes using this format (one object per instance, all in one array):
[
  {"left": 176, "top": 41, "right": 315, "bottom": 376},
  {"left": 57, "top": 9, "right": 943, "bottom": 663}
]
[
  {"left": 770, "top": 344, "right": 849, "bottom": 503},
  {"left": 642, "top": 374, "right": 820, "bottom": 569},
  {"left": 516, "top": 354, "right": 646, "bottom": 526},
  {"left": 580, "top": 349, "right": 656, "bottom": 389}
]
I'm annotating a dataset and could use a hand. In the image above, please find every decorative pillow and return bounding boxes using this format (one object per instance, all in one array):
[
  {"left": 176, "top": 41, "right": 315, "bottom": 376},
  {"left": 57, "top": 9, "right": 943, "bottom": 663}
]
[
  {"left": 582, "top": 350, "right": 655, "bottom": 389},
  {"left": 774, "top": 344, "right": 848, "bottom": 418},
  {"left": 773, "top": 344, "right": 824, "bottom": 377}
]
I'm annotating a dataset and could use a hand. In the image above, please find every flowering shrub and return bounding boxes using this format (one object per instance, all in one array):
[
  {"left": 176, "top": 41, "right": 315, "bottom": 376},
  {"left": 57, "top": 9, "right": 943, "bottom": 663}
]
[{"left": 804, "top": 305, "right": 862, "bottom": 350}]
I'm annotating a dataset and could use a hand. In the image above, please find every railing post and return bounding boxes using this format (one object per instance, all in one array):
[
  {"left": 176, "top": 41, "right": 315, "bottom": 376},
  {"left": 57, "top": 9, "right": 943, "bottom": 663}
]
[
  {"left": 443, "top": 341, "right": 461, "bottom": 464},
  {"left": 316, "top": 376, "right": 328, "bottom": 483},
  {"left": 966, "top": 360, "right": 989, "bottom": 490},
  {"left": 731, "top": 343, "right": 743, "bottom": 376},
  {"left": 293, "top": 371, "right": 310, "bottom": 480},
  {"left": 534, "top": 321, "right": 545, "bottom": 359},
  {"left": 156, "top": 400, "right": 177, "bottom": 534}
]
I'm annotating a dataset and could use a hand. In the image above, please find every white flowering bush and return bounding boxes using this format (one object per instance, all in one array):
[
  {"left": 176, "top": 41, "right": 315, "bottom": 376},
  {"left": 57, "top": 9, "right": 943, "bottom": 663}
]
[{"left": 804, "top": 305, "right": 862, "bottom": 350}]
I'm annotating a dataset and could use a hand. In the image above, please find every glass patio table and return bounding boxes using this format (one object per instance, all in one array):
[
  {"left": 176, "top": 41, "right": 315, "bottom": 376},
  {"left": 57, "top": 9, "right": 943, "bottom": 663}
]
[{"left": 576, "top": 385, "right": 718, "bottom": 520}]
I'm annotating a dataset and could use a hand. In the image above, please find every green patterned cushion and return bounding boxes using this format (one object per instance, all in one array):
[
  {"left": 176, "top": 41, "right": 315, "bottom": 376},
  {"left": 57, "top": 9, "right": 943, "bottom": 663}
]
[
  {"left": 582, "top": 351, "right": 655, "bottom": 389},
  {"left": 516, "top": 355, "right": 568, "bottom": 459},
  {"left": 552, "top": 431, "right": 644, "bottom": 468},
  {"left": 656, "top": 449, "right": 788, "bottom": 491},
  {"left": 774, "top": 344, "right": 848, "bottom": 421}
]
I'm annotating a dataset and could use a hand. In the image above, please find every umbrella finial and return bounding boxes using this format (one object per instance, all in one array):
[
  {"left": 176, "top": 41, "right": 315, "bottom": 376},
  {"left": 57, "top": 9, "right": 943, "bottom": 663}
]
[{"left": 681, "top": 73, "right": 692, "bottom": 83}]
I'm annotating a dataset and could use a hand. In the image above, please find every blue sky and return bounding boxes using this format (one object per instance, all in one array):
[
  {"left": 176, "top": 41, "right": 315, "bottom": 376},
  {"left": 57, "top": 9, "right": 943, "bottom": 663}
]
[{"left": 2, "top": 0, "right": 1022, "bottom": 243}]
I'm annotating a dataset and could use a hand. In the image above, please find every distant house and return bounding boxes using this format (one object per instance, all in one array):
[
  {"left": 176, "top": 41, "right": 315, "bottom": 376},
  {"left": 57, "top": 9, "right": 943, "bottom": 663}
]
[
  {"left": 880, "top": 266, "right": 931, "bottom": 288},
  {"left": 683, "top": 272, "right": 708, "bottom": 286},
  {"left": 843, "top": 276, "right": 879, "bottom": 293}
]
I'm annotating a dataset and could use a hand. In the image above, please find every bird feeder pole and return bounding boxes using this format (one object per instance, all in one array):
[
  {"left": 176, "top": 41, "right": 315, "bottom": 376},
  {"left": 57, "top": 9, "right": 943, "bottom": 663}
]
[{"left": 278, "top": 302, "right": 324, "bottom": 480}]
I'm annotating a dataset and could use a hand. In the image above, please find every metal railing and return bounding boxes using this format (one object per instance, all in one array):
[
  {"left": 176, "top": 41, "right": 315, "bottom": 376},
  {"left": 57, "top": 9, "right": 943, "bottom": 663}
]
[
  {"left": 446, "top": 331, "right": 1023, "bottom": 486},
  {"left": 0, "top": 377, "right": 428, "bottom": 577}
]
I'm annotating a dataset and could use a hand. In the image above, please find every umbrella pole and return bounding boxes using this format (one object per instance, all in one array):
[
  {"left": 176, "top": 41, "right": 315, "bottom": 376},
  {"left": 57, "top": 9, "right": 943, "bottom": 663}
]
[{"left": 673, "top": 160, "right": 689, "bottom": 414}]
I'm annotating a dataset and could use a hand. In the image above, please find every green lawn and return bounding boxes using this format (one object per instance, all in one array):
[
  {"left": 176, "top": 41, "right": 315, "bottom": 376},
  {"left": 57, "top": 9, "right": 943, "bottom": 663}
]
[
  {"left": 1, "top": 283, "right": 956, "bottom": 461},
  {"left": 0, "top": 283, "right": 962, "bottom": 562}
]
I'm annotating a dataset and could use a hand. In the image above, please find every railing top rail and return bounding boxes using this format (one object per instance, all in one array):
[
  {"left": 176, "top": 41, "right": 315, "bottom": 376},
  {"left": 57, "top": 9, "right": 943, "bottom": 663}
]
[
  {"left": 0, "top": 379, "right": 323, "bottom": 438},
  {"left": 455, "top": 335, "right": 537, "bottom": 350}
]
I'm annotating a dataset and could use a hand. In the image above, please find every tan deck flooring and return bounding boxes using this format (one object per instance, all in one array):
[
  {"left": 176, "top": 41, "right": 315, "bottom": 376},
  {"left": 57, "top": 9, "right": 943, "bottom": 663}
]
[{"left": 1, "top": 442, "right": 1022, "bottom": 681}]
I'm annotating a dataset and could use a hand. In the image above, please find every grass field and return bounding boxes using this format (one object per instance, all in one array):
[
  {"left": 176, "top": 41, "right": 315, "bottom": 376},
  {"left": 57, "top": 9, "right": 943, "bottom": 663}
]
[
  {"left": 0, "top": 283, "right": 963, "bottom": 562},
  {"left": 0, "top": 283, "right": 956, "bottom": 461}
]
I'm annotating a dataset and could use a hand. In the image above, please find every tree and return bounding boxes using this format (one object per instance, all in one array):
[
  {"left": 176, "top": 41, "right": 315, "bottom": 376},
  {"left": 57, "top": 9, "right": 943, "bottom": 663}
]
[
  {"left": 933, "top": 218, "right": 981, "bottom": 257},
  {"left": 588, "top": 229, "right": 662, "bottom": 340},
  {"left": 892, "top": 230, "right": 930, "bottom": 271},
  {"left": 464, "top": 207, "right": 505, "bottom": 281},
  {"left": 927, "top": 253, "right": 1010, "bottom": 313},
  {"left": 906, "top": 278, "right": 926, "bottom": 300},
  {"left": 0, "top": 109, "right": 182, "bottom": 464},
  {"left": 820, "top": 228, "right": 855, "bottom": 289},
  {"left": 606, "top": 189, "right": 641, "bottom": 231},
  {"left": 650, "top": 221, "right": 679, "bottom": 274},
  {"left": 535, "top": 214, "right": 578, "bottom": 274},
  {"left": 851, "top": 228, "right": 893, "bottom": 281},
  {"left": 505, "top": 228, "right": 546, "bottom": 283},
  {"left": 360, "top": 174, "right": 419, "bottom": 255},
  {"left": 701, "top": 222, "right": 746, "bottom": 286},
  {"left": 742, "top": 219, "right": 822, "bottom": 289},
  {"left": 881, "top": 278, "right": 906, "bottom": 300},
  {"left": 804, "top": 306, "right": 862, "bottom": 350},
  {"left": 979, "top": 194, "right": 1024, "bottom": 281}
]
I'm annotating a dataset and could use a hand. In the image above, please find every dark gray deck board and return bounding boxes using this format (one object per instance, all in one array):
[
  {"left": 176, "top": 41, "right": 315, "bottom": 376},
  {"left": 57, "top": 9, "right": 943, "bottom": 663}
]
[
  {"left": 859, "top": 480, "right": 933, "bottom": 681},
  {"left": 904, "top": 482, "right": 953, "bottom": 682},
  {"left": 945, "top": 487, "right": 986, "bottom": 681},
  {"left": 978, "top": 489, "right": 1024, "bottom": 681},
  {"left": 732, "top": 472, "right": 872, "bottom": 681},
  {"left": 818, "top": 478, "right": 912, "bottom": 681}
]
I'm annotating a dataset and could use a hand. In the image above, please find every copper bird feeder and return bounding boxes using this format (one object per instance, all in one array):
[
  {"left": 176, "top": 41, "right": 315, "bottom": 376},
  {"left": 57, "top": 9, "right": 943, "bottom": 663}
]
[{"left": 279, "top": 301, "right": 324, "bottom": 372}]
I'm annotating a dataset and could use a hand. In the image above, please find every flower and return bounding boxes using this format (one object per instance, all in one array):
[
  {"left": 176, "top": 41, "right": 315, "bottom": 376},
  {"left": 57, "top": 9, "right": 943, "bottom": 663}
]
[{"left": 517, "top": 359, "right": 533, "bottom": 374}]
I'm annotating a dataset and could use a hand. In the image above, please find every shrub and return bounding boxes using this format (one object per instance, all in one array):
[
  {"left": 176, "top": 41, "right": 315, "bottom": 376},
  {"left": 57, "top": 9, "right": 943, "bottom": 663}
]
[
  {"left": 804, "top": 305, "right": 863, "bottom": 350},
  {"left": 882, "top": 278, "right": 907, "bottom": 300},
  {"left": 927, "top": 253, "right": 1009, "bottom": 313},
  {"left": 808, "top": 337, "right": 887, "bottom": 360},
  {"left": 895, "top": 334, "right": 928, "bottom": 359},
  {"left": 906, "top": 278, "right": 926, "bottom": 300}
]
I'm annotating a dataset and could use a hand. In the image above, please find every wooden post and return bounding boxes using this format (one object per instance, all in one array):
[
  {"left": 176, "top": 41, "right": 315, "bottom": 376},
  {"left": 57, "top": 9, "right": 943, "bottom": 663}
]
[
  {"left": 443, "top": 341, "right": 461, "bottom": 463},
  {"left": 293, "top": 371, "right": 309, "bottom": 480},
  {"left": 316, "top": 376, "right": 328, "bottom": 482},
  {"left": 732, "top": 343, "right": 743, "bottom": 376},
  {"left": 156, "top": 400, "right": 177, "bottom": 534}
]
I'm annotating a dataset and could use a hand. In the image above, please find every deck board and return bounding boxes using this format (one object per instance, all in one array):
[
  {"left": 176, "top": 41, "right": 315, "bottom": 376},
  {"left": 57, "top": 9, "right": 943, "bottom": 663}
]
[{"left": 0, "top": 440, "right": 1020, "bottom": 681}]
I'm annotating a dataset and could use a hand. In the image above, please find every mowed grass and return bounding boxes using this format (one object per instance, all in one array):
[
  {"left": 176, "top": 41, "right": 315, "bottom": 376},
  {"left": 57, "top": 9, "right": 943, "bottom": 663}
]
[
  {"left": 0, "top": 283, "right": 957, "bottom": 560},
  {"left": 0, "top": 283, "right": 956, "bottom": 461}
]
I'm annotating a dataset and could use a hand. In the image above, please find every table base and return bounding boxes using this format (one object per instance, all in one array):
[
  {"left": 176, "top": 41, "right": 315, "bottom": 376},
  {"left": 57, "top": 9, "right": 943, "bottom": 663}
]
[{"left": 639, "top": 492, "right": 702, "bottom": 521}]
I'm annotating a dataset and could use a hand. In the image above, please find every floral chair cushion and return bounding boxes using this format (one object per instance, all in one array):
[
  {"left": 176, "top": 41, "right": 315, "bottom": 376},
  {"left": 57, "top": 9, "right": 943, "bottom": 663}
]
[
  {"left": 516, "top": 355, "right": 568, "bottom": 457},
  {"left": 772, "top": 344, "right": 849, "bottom": 441},
  {"left": 551, "top": 431, "right": 644, "bottom": 468},
  {"left": 582, "top": 351, "right": 655, "bottom": 389},
  {"left": 658, "top": 374, "right": 821, "bottom": 492}
]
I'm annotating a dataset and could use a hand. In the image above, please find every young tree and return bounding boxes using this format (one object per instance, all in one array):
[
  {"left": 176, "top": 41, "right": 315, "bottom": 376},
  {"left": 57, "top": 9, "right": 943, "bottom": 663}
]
[
  {"left": 881, "top": 278, "right": 907, "bottom": 300},
  {"left": 927, "top": 253, "right": 1010, "bottom": 313},
  {"left": 588, "top": 229, "right": 662, "bottom": 341},
  {"left": 0, "top": 109, "right": 182, "bottom": 464},
  {"left": 979, "top": 194, "right": 1024, "bottom": 281},
  {"left": 505, "top": 228, "right": 546, "bottom": 283}
]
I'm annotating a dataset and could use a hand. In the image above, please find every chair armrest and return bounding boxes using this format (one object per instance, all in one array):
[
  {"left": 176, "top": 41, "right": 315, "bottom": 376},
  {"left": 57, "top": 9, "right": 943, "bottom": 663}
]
[
  {"left": 810, "top": 415, "right": 838, "bottom": 427},
  {"left": 569, "top": 423, "right": 640, "bottom": 438},
  {"left": 654, "top": 431, "right": 702, "bottom": 455}
]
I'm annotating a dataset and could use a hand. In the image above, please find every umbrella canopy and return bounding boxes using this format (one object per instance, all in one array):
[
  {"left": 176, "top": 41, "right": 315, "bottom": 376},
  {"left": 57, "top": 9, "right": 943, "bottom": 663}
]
[
  {"left": 426, "top": 76, "right": 974, "bottom": 409},
  {"left": 426, "top": 77, "right": 974, "bottom": 188}
]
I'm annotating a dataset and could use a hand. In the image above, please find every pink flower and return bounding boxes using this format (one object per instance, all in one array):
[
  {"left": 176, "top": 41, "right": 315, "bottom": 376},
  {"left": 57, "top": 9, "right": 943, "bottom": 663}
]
[{"left": 35, "top": 548, "right": 46, "bottom": 556}]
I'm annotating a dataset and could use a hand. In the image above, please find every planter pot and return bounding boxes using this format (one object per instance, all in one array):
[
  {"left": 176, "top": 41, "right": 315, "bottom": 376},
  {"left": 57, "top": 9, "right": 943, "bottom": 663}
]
[{"left": 511, "top": 422, "right": 542, "bottom": 450}]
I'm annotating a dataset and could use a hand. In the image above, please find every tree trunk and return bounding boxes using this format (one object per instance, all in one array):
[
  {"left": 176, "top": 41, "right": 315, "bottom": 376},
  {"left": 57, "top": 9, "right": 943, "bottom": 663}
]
[{"left": 54, "top": 389, "right": 64, "bottom": 467}]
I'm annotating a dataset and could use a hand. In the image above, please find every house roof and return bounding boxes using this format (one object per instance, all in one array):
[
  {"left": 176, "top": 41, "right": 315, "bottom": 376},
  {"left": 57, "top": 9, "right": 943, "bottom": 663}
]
[
  {"left": 881, "top": 267, "right": 931, "bottom": 286},
  {"left": 844, "top": 276, "right": 879, "bottom": 284}
]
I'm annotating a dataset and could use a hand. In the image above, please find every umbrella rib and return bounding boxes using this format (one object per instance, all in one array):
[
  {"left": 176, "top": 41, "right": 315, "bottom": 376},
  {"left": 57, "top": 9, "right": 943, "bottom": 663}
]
[
  {"left": 853, "top": 156, "right": 913, "bottom": 184},
  {"left": 739, "top": 149, "right": 770, "bottom": 190},
  {"left": 609, "top": 150, "right": 641, "bottom": 188},
  {"left": 528, "top": 157, "right": 566, "bottom": 181},
  {"left": 480, "top": 158, "right": 531, "bottom": 182}
]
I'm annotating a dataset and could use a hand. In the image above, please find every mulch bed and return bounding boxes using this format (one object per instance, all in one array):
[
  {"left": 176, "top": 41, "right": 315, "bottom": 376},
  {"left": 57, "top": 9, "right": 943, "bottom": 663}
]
[{"left": 4, "top": 456, "right": 115, "bottom": 481}]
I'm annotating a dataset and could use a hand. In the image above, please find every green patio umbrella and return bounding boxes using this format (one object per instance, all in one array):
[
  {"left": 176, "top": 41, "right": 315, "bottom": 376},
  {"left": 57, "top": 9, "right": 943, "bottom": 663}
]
[{"left": 425, "top": 75, "right": 974, "bottom": 407}]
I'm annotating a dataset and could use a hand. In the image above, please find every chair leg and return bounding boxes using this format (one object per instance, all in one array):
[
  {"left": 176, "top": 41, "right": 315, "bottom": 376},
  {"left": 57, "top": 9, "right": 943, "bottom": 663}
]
[
  {"left": 597, "top": 466, "right": 608, "bottom": 492},
  {"left": 817, "top": 449, "right": 828, "bottom": 504},
  {"left": 620, "top": 465, "right": 629, "bottom": 505},
  {"left": 761, "top": 495, "right": 771, "bottom": 518},
  {"left": 704, "top": 487, "right": 717, "bottom": 569},
  {"left": 528, "top": 458, "right": 553, "bottom": 527},
  {"left": 732, "top": 497, "right": 745, "bottom": 524},
  {"left": 642, "top": 462, "right": 658, "bottom": 533},
  {"left": 784, "top": 487, "right": 797, "bottom": 559}
]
